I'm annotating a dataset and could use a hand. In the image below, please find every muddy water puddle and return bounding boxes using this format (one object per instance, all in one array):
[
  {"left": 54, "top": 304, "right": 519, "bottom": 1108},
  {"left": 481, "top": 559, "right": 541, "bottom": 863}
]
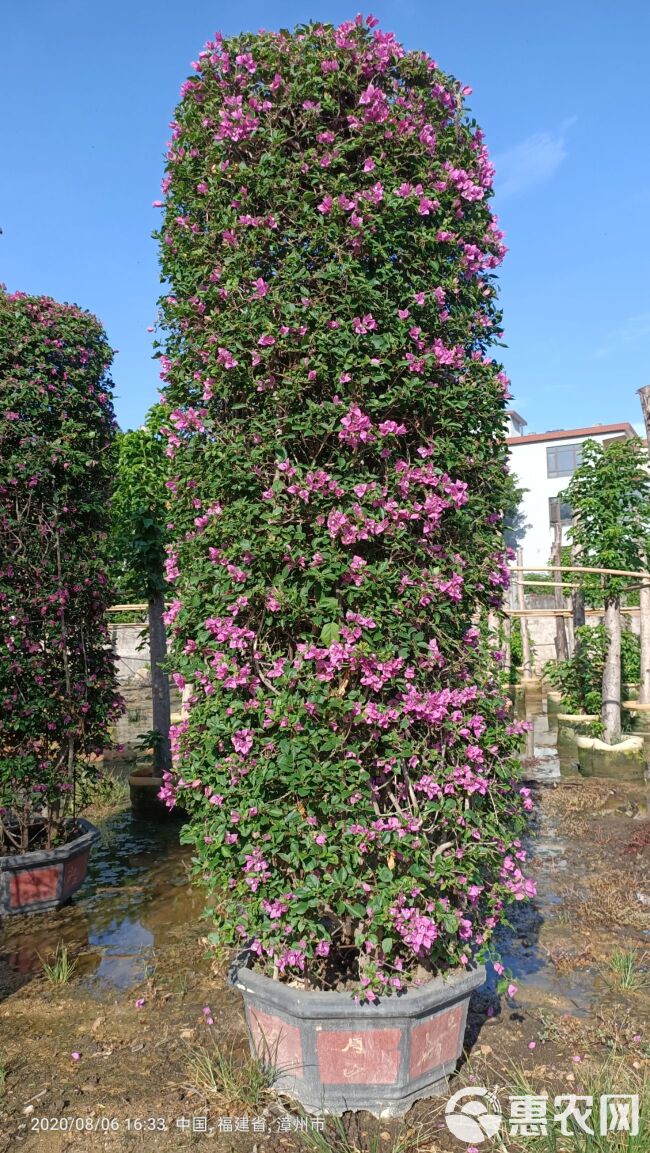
[
  {"left": 499, "top": 696, "right": 650, "bottom": 1033},
  {"left": 0, "top": 807, "right": 207, "bottom": 997}
]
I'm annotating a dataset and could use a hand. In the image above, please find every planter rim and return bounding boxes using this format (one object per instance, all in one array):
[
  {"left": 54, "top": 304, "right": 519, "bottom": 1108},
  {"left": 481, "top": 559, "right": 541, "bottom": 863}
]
[
  {"left": 128, "top": 773, "right": 164, "bottom": 788},
  {"left": 557, "top": 713, "right": 599, "bottom": 723},
  {"left": 0, "top": 817, "right": 100, "bottom": 872},
  {"left": 575, "top": 734, "right": 643, "bottom": 752},
  {"left": 230, "top": 955, "right": 485, "bottom": 1021},
  {"left": 623, "top": 701, "right": 650, "bottom": 711}
]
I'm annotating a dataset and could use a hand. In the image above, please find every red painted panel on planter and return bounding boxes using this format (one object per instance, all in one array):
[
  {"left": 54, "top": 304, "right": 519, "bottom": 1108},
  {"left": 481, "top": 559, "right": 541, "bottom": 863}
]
[
  {"left": 9, "top": 864, "right": 60, "bottom": 909},
  {"left": 247, "top": 1008, "right": 304, "bottom": 1078},
  {"left": 317, "top": 1028, "right": 400, "bottom": 1085},
  {"left": 409, "top": 1003, "right": 464, "bottom": 1079},
  {"left": 62, "top": 850, "right": 89, "bottom": 899}
]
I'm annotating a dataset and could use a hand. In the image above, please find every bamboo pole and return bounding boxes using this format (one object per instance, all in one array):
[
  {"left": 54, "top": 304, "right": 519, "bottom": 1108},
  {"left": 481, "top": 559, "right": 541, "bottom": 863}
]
[
  {"left": 505, "top": 607, "right": 640, "bottom": 617},
  {"left": 510, "top": 564, "right": 650, "bottom": 578},
  {"left": 107, "top": 604, "right": 148, "bottom": 612}
]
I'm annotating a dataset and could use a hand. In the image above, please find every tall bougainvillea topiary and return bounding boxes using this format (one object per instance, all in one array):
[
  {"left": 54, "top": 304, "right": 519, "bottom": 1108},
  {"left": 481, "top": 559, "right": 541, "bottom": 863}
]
[
  {"left": 156, "top": 16, "right": 533, "bottom": 997},
  {"left": 0, "top": 289, "right": 122, "bottom": 852}
]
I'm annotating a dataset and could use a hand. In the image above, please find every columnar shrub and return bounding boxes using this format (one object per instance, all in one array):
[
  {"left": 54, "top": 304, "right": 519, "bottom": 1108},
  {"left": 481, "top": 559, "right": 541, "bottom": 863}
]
[
  {"left": 0, "top": 289, "right": 121, "bottom": 851},
  {"left": 157, "top": 17, "right": 534, "bottom": 996}
]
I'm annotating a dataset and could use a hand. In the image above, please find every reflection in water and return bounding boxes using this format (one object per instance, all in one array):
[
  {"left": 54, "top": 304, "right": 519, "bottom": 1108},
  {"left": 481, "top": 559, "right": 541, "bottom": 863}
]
[{"left": 0, "top": 807, "right": 204, "bottom": 992}]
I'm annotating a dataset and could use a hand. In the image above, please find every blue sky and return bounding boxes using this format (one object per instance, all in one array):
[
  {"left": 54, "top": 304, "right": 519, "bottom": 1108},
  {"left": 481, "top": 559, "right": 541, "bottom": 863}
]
[{"left": 1, "top": 1, "right": 649, "bottom": 434}]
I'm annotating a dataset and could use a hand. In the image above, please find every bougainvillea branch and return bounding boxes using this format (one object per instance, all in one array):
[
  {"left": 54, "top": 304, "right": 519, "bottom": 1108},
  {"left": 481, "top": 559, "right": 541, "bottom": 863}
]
[
  {"left": 156, "top": 16, "right": 533, "bottom": 997},
  {"left": 0, "top": 289, "right": 122, "bottom": 852}
]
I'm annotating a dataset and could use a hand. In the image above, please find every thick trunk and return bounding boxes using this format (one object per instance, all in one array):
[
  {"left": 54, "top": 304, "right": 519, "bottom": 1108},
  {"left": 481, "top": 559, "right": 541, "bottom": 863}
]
[
  {"left": 602, "top": 597, "right": 621, "bottom": 744},
  {"left": 148, "top": 592, "right": 172, "bottom": 776},
  {"left": 639, "top": 581, "right": 650, "bottom": 705},
  {"left": 502, "top": 614, "right": 512, "bottom": 678},
  {"left": 570, "top": 533, "right": 585, "bottom": 656},
  {"left": 516, "top": 548, "right": 532, "bottom": 677},
  {"left": 572, "top": 587, "right": 585, "bottom": 632},
  {"left": 552, "top": 524, "right": 569, "bottom": 662}
]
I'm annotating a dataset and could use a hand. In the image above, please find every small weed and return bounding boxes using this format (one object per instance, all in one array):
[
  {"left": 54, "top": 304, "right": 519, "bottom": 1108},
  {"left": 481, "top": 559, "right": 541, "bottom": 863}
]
[
  {"left": 75, "top": 768, "right": 130, "bottom": 814},
  {"left": 0, "top": 1063, "right": 6, "bottom": 1093},
  {"left": 186, "top": 1038, "right": 277, "bottom": 1110},
  {"left": 40, "top": 942, "right": 77, "bottom": 985},
  {"left": 603, "top": 950, "right": 650, "bottom": 992},
  {"left": 174, "top": 970, "right": 191, "bottom": 997},
  {"left": 297, "top": 1116, "right": 430, "bottom": 1153}
]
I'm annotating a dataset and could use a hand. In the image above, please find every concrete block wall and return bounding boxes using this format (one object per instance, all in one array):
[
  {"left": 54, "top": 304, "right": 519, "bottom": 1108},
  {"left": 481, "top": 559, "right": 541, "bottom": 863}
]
[{"left": 523, "top": 606, "right": 640, "bottom": 674}]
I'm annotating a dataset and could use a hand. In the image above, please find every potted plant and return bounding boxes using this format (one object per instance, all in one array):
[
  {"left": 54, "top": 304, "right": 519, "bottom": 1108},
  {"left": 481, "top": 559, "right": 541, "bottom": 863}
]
[
  {"left": 0, "top": 290, "right": 122, "bottom": 915},
  {"left": 156, "top": 17, "right": 534, "bottom": 1115}
]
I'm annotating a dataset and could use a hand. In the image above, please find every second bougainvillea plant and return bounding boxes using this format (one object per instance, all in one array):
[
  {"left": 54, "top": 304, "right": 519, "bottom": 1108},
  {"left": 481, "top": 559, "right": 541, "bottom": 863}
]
[
  {"left": 156, "top": 16, "right": 534, "bottom": 998},
  {"left": 0, "top": 289, "right": 122, "bottom": 853}
]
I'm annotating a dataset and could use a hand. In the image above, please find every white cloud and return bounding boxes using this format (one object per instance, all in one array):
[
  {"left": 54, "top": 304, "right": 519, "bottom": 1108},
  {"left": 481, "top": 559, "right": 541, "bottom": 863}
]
[{"left": 493, "top": 120, "right": 574, "bottom": 201}]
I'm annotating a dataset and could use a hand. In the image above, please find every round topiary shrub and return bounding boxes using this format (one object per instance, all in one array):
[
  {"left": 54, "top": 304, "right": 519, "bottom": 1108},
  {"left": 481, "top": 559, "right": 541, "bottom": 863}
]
[
  {"left": 0, "top": 289, "right": 122, "bottom": 853},
  {"left": 156, "top": 16, "right": 533, "bottom": 997}
]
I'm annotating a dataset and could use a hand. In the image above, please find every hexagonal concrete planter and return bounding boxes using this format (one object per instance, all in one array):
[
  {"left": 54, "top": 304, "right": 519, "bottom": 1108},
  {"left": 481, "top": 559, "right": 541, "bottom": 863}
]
[
  {"left": 231, "top": 961, "right": 485, "bottom": 1117},
  {"left": 557, "top": 714, "right": 599, "bottom": 774},
  {"left": 545, "top": 691, "right": 563, "bottom": 731},
  {"left": 576, "top": 734, "right": 646, "bottom": 781},
  {"left": 0, "top": 818, "right": 100, "bottom": 916}
]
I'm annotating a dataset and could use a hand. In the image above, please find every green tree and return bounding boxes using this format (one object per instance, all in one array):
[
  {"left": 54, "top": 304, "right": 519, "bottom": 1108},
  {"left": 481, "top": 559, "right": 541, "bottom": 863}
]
[
  {"left": 109, "top": 405, "right": 172, "bottom": 773},
  {"left": 562, "top": 438, "right": 650, "bottom": 742}
]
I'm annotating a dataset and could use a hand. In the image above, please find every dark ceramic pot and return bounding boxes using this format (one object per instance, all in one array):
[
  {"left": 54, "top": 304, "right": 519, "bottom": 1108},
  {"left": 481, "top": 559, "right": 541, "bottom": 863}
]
[
  {"left": 0, "top": 818, "right": 100, "bottom": 916},
  {"left": 230, "top": 958, "right": 485, "bottom": 1118}
]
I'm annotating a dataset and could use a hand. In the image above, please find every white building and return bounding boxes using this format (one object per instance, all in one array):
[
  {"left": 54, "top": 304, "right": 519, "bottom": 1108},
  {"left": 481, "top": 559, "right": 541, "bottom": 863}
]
[{"left": 506, "top": 417, "right": 636, "bottom": 567}]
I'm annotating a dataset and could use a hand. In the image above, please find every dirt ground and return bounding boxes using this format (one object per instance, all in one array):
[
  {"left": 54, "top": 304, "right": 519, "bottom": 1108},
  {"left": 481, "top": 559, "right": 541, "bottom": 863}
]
[{"left": 0, "top": 711, "right": 648, "bottom": 1153}]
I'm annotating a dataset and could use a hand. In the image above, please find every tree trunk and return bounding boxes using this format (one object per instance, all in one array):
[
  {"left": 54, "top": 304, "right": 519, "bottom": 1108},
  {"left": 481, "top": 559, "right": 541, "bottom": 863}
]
[
  {"left": 148, "top": 592, "right": 172, "bottom": 776},
  {"left": 552, "top": 522, "right": 569, "bottom": 662},
  {"left": 602, "top": 597, "right": 621, "bottom": 744},
  {"left": 572, "top": 586, "right": 585, "bottom": 632},
  {"left": 570, "top": 531, "right": 585, "bottom": 656},
  {"left": 503, "top": 613, "right": 512, "bottom": 678},
  {"left": 640, "top": 580, "right": 650, "bottom": 705},
  {"left": 516, "top": 547, "right": 532, "bottom": 677},
  {"left": 637, "top": 385, "right": 650, "bottom": 446}
]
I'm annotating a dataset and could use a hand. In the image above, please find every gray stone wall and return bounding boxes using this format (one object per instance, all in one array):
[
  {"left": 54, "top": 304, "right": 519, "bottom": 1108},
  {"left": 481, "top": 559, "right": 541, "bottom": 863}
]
[{"left": 109, "top": 622, "right": 180, "bottom": 751}]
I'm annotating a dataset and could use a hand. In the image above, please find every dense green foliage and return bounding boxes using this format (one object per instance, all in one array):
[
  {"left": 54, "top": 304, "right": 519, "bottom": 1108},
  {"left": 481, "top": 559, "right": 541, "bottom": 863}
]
[
  {"left": 562, "top": 438, "right": 650, "bottom": 605},
  {"left": 109, "top": 405, "right": 169, "bottom": 604},
  {"left": 155, "top": 18, "right": 533, "bottom": 996},
  {"left": 545, "top": 625, "right": 640, "bottom": 715},
  {"left": 0, "top": 289, "right": 121, "bottom": 851}
]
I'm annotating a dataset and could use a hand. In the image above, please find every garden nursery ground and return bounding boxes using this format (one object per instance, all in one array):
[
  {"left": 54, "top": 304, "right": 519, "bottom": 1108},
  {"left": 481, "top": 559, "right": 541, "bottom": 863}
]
[{"left": 0, "top": 696, "right": 648, "bottom": 1153}]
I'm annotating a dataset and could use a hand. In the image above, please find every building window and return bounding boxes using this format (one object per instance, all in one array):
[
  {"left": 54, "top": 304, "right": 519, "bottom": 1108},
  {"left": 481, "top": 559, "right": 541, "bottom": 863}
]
[
  {"left": 549, "top": 497, "right": 573, "bottom": 526},
  {"left": 546, "top": 443, "right": 582, "bottom": 478}
]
